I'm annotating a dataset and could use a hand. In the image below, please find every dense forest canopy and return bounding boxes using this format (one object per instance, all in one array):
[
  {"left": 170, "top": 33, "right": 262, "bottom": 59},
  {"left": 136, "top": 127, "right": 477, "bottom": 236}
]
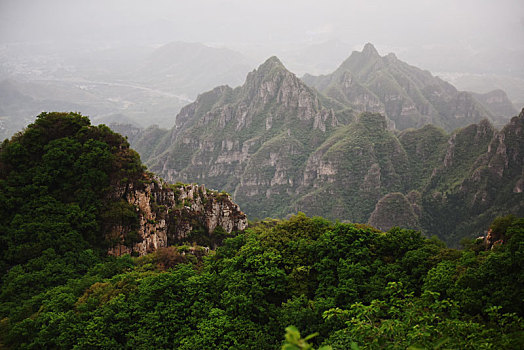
[{"left": 0, "top": 113, "right": 522, "bottom": 349}]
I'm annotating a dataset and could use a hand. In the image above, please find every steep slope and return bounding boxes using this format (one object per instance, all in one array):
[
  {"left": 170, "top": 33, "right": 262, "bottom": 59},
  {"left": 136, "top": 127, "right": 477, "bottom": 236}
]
[
  {"left": 142, "top": 57, "right": 345, "bottom": 218},
  {"left": 420, "top": 109, "right": 524, "bottom": 244},
  {"left": 368, "top": 110, "right": 523, "bottom": 245},
  {"left": 302, "top": 43, "right": 497, "bottom": 132},
  {"left": 398, "top": 124, "right": 449, "bottom": 189},
  {"left": 0, "top": 112, "right": 246, "bottom": 274},
  {"left": 293, "top": 112, "right": 410, "bottom": 222}
]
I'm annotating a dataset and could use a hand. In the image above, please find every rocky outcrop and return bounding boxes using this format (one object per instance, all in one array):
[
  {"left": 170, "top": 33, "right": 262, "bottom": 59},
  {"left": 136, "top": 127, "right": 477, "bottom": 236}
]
[{"left": 107, "top": 175, "right": 247, "bottom": 256}]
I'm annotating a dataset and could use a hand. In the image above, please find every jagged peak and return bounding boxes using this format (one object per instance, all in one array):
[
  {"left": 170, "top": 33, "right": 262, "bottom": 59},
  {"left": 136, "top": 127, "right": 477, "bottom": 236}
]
[
  {"left": 263, "top": 55, "right": 284, "bottom": 67},
  {"left": 362, "top": 42, "right": 380, "bottom": 57},
  {"left": 244, "top": 56, "right": 294, "bottom": 88},
  {"left": 254, "top": 56, "right": 287, "bottom": 75}
]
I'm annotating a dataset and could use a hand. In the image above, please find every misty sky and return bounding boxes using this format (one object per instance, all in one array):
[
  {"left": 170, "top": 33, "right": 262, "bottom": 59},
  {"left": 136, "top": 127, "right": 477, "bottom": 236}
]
[
  {"left": 1, "top": 0, "right": 524, "bottom": 80},
  {"left": 1, "top": 0, "right": 523, "bottom": 48}
]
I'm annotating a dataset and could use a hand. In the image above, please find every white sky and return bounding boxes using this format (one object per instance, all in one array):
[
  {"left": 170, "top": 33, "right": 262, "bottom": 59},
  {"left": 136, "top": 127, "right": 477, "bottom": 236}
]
[{"left": 1, "top": 0, "right": 522, "bottom": 49}]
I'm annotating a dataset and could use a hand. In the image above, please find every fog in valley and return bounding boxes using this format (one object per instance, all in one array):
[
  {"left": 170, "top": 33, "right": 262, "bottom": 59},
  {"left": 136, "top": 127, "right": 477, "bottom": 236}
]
[{"left": 1, "top": 0, "right": 523, "bottom": 137}]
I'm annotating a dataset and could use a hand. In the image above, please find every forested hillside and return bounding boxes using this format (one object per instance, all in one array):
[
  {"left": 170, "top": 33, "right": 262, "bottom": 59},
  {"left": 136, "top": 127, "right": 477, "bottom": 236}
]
[
  {"left": 0, "top": 113, "right": 523, "bottom": 349},
  {"left": 113, "top": 48, "right": 523, "bottom": 245},
  {"left": 1, "top": 212, "right": 523, "bottom": 348}
]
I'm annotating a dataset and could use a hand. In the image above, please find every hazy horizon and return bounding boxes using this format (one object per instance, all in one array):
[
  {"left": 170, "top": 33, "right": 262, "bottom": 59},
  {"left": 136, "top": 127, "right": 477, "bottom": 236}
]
[
  {"left": 1, "top": 0, "right": 523, "bottom": 135},
  {"left": 1, "top": 0, "right": 523, "bottom": 76}
]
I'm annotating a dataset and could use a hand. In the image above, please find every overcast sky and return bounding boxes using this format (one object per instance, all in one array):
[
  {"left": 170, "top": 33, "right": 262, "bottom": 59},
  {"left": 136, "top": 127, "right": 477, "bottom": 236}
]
[
  {"left": 1, "top": 0, "right": 522, "bottom": 47},
  {"left": 1, "top": 0, "right": 523, "bottom": 77}
]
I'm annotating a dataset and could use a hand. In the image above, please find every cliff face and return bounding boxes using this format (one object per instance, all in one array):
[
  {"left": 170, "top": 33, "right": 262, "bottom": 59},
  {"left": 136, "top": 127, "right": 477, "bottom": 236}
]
[
  {"left": 120, "top": 51, "right": 522, "bottom": 245},
  {"left": 107, "top": 176, "right": 247, "bottom": 256},
  {"left": 135, "top": 56, "right": 347, "bottom": 219}
]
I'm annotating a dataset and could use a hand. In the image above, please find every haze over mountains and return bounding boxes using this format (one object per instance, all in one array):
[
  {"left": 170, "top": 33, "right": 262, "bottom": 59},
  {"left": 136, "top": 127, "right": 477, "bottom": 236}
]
[
  {"left": 0, "top": 41, "right": 255, "bottom": 139},
  {"left": 1, "top": 37, "right": 523, "bottom": 141},
  {"left": 2, "top": 2, "right": 524, "bottom": 348},
  {"left": 109, "top": 46, "right": 523, "bottom": 245}
]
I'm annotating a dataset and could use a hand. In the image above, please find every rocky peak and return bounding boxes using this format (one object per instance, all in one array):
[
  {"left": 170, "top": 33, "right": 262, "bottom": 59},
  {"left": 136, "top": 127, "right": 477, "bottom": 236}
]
[
  {"left": 261, "top": 55, "right": 285, "bottom": 70},
  {"left": 245, "top": 56, "right": 287, "bottom": 85},
  {"left": 107, "top": 176, "right": 248, "bottom": 256},
  {"left": 362, "top": 42, "right": 380, "bottom": 57},
  {"left": 175, "top": 85, "right": 232, "bottom": 130},
  {"left": 302, "top": 44, "right": 494, "bottom": 132}
]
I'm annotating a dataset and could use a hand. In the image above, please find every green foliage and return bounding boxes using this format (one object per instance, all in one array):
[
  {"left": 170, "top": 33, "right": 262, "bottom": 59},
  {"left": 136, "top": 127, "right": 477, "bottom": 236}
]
[
  {"left": 1, "top": 113, "right": 523, "bottom": 348},
  {"left": 0, "top": 213, "right": 512, "bottom": 349},
  {"left": 489, "top": 214, "right": 516, "bottom": 236},
  {"left": 282, "top": 326, "right": 333, "bottom": 350},
  {"left": 0, "top": 112, "right": 149, "bottom": 340}
]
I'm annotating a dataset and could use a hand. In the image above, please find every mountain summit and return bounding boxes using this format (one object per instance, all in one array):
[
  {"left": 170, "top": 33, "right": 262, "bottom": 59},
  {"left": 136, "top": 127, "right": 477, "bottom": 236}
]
[
  {"left": 140, "top": 57, "right": 343, "bottom": 217},
  {"left": 126, "top": 53, "right": 523, "bottom": 244},
  {"left": 302, "top": 43, "right": 505, "bottom": 132},
  {"left": 362, "top": 42, "right": 380, "bottom": 57}
]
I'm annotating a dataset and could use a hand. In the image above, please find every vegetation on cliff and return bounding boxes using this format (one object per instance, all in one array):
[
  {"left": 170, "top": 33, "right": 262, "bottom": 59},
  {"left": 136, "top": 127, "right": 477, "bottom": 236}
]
[
  {"left": 123, "top": 49, "right": 523, "bottom": 246},
  {"left": 1, "top": 112, "right": 522, "bottom": 349},
  {"left": 1, "top": 212, "right": 522, "bottom": 349}
]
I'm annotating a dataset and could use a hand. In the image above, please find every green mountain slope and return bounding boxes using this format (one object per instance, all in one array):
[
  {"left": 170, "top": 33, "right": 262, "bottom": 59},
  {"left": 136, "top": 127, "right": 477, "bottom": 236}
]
[
  {"left": 127, "top": 54, "right": 523, "bottom": 244},
  {"left": 294, "top": 112, "right": 409, "bottom": 222},
  {"left": 419, "top": 110, "right": 524, "bottom": 244},
  {"left": 141, "top": 57, "right": 346, "bottom": 218}
]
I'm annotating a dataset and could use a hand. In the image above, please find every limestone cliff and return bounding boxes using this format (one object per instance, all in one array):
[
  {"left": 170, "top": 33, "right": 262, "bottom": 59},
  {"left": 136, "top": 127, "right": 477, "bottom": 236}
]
[
  {"left": 137, "top": 56, "right": 347, "bottom": 219},
  {"left": 107, "top": 175, "right": 247, "bottom": 256}
]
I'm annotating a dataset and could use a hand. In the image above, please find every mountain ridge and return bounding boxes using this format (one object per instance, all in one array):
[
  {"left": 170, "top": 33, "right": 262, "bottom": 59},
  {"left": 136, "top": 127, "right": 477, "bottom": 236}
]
[
  {"left": 113, "top": 49, "right": 523, "bottom": 244},
  {"left": 302, "top": 43, "right": 506, "bottom": 132}
]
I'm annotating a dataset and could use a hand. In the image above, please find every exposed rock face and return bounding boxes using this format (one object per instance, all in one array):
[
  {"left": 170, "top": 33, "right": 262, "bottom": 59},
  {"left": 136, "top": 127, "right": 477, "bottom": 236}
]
[
  {"left": 135, "top": 56, "right": 347, "bottom": 219},
  {"left": 107, "top": 176, "right": 247, "bottom": 256},
  {"left": 120, "top": 51, "right": 522, "bottom": 245},
  {"left": 302, "top": 43, "right": 501, "bottom": 132}
]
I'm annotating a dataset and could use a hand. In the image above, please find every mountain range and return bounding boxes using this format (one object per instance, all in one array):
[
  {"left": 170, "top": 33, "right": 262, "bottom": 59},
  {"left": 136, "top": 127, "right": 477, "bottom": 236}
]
[
  {"left": 117, "top": 45, "right": 522, "bottom": 245},
  {"left": 302, "top": 43, "right": 517, "bottom": 131}
]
